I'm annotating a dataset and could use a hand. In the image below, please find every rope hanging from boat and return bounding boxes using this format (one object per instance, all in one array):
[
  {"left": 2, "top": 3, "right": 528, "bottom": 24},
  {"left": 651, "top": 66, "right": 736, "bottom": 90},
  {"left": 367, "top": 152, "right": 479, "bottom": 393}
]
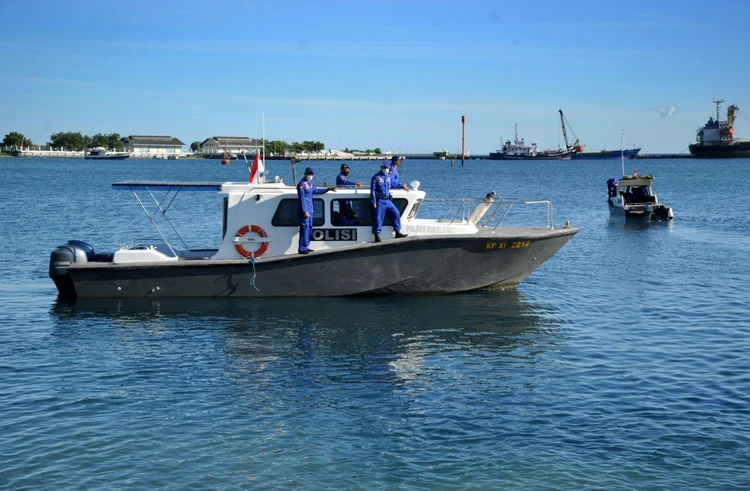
[{"left": 250, "top": 253, "right": 259, "bottom": 292}]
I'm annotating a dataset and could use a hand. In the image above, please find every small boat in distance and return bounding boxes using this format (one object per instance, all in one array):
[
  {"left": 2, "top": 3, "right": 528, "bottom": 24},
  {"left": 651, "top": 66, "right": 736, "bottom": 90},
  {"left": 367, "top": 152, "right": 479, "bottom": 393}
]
[
  {"left": 489, "top": 109, "right": 584, "bottom": 160},
  {"left": 84, "top": 148, "right": 130, "bottom": 160},
  {"left": 689, "top": 98, "right": 750, "bottom": 158},
  {"left": 607, "top": 173, "right": 673, "bottom": 220}
]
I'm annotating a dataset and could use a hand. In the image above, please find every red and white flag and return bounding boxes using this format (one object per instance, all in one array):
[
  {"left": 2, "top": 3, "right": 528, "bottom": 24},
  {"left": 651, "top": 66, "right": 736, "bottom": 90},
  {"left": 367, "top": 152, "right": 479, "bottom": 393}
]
[{"left": 248, "top": 152, "right": 264, "bottom": 183}]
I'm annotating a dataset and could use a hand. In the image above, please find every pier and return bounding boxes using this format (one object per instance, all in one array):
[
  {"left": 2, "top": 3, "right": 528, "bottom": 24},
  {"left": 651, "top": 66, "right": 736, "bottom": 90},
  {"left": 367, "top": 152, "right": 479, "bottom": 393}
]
[
  {"left": 10, "top": 149, "right": 84, "bottom": 158},
  {"left": 634, "top": 153, "right": 694, "bottom": 159}
]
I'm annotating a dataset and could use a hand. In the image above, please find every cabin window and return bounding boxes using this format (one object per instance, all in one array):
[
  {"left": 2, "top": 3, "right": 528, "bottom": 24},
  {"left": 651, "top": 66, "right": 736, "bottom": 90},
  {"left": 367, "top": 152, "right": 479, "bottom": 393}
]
[
  {"left": 272, "top": 198, "right": 325, "bottom": 226},
  {"left": 222, "top": 197, "right": 228, "bottom": 238},
  {"left": 407, "top": 199, "right": 423, "bottom": 219},
  {"left": 330, "top": 198, "right": 408, "bottom": 226}
]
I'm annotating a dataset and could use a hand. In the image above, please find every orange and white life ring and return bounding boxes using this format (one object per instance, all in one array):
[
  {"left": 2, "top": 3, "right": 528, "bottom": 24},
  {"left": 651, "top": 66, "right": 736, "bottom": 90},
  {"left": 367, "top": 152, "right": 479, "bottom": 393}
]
[{"left": 234, "top": 225, "right": 269, "bottom": 258}]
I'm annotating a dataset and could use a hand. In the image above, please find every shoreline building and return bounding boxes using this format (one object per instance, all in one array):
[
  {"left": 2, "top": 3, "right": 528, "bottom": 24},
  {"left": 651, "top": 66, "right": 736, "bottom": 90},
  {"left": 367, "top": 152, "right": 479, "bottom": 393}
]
[
  {"left": 200, "top": 136, "right": 261, "bottom": 159},
  {"left": 122, "top": 135, "right": 186, "bottom": 158}
]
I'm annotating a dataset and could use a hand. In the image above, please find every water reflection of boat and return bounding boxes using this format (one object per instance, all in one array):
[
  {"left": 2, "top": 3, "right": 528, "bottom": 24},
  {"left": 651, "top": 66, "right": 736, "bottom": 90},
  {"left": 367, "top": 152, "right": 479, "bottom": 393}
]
[{"left": 50, "top": 290, "right": 556, "bottom": 350}]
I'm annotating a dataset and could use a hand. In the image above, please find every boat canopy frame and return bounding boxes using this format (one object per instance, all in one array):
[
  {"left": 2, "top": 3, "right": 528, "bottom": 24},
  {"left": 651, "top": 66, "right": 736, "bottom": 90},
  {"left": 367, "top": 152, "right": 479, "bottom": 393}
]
[
  {"left": 418, "top": 196, "right": 555, "bottom": 230},
  {"left": 112, "top": 181, "right": 224, "bottom": 255}
]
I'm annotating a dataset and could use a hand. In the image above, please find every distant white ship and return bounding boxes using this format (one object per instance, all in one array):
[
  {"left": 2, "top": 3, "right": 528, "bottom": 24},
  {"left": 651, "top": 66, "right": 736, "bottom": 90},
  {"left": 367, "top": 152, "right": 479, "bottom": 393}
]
[{"left": 84, "top": 148, "right": 130, "bottom": 160}]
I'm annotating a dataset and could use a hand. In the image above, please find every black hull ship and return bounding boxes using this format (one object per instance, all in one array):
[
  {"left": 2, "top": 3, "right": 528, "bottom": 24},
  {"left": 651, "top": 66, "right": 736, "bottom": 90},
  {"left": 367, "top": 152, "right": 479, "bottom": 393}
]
[{"left": 689, "top": 98, "right": 750, "bottom": 158}]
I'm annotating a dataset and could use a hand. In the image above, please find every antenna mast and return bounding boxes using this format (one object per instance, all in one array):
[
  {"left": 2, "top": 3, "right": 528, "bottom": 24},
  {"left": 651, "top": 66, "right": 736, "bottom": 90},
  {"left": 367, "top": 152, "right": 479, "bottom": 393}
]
[
  {"left": 620, "top": 129, "right": 625, "bottom": 177},
  {"left": 713, "top": 97, "right": 724, "bottom": 122}
]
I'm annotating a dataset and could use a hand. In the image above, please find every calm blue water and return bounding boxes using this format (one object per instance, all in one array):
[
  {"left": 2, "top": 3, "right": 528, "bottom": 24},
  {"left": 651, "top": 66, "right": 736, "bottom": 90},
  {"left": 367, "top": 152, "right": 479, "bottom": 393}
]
[{"left": 1, "top": 157, "right": 749, "bottom": 489}]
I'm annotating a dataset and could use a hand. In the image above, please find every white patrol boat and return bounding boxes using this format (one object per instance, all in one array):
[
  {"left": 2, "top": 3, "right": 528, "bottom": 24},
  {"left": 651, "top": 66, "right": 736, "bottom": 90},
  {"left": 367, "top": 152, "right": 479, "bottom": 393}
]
[
  {"left": 606, "top": 174, "right": 673, "bottom": 221},
  {"left": 49, "top": 176, "right": 579, "bottom": 298}
]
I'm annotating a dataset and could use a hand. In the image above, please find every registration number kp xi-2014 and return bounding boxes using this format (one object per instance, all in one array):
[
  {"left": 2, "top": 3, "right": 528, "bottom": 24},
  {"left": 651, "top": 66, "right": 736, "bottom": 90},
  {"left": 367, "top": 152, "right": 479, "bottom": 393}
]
[{"left": 485, "top": 240, "right": 531, "bottom": 250}]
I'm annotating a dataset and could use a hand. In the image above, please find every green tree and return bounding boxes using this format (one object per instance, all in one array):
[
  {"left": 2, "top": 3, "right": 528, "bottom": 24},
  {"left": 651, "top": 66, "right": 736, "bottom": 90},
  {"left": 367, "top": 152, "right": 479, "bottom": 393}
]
[
  {"left": 107, "top": 133, "right": 124, "bottom": 151},
  {"left": 190, "top": 141, "right": 201, "bottom": 152},
  {"left": 2, "top": 131, "right": 33, "bottom": 148},
  {"left": 90, "top": 133, "right": 108, "bottom": 148},
  {"left": 50, "top": 131, "right": 91, "bottom": 151},
  {"left": 266, "top": 140, "right": 288, "bottom": 155},
  {"left": 374, "top": 147, "right": 382, "bottom": 154}
]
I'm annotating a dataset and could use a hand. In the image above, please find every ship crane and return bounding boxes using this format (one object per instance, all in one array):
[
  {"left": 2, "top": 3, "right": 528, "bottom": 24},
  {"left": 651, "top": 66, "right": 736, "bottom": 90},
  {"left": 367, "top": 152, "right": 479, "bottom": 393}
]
[{"left": 559, "top": 109, "right": 583, "bottom": 151}]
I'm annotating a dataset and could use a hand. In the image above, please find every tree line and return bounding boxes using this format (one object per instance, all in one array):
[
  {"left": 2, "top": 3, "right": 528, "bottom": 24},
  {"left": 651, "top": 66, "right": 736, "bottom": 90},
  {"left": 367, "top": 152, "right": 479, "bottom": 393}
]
[
  {"left": 5, "top": 131, "right": 381, "bottom": 155},
  {"left": 188, "top": 139, "right": 328, "bottom": 155},
  {"left": 2, "top": 131, "right": 125, "bottom": 151}
]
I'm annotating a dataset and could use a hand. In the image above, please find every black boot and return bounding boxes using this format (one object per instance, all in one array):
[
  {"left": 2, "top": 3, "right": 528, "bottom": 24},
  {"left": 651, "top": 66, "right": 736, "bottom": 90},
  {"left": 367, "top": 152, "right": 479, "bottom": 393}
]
[
  {"left": 394, "top": 231, "right": 408, "bottom": 238},
  {"left": 374, "top": 233, "right": 382, "bottom": 243}
]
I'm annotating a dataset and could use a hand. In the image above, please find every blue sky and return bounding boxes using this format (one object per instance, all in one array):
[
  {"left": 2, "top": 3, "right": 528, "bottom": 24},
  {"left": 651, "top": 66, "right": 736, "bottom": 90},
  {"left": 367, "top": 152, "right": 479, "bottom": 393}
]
[{"left": 1, "top": 0, "right": 749, "bottom": 153}]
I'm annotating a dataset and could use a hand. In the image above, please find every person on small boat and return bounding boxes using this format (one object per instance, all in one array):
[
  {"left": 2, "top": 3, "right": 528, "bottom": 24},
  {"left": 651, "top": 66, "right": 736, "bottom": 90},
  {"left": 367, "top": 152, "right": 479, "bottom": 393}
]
[
  {"left": 297, "top": 167, "right": 334, "bottom": 255},
  {"left": 370, "top": 163, "right": 408, "bottom": 243}
]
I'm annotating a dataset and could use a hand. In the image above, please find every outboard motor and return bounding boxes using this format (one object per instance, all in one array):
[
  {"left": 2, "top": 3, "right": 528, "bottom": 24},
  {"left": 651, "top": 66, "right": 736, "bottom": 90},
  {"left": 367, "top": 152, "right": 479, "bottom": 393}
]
[
  {"left": 468, "top": 191, "right": 496, "bottom": 225},
  {"left": 49, "top": 240, "right": 95, "bottom": 298}
]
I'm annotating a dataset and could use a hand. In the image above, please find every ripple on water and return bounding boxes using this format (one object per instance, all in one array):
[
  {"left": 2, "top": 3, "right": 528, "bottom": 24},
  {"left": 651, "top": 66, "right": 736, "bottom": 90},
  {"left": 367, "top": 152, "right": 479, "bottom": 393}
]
[{"left": 2, "top": 158, "right": 750, "bottom": 488}]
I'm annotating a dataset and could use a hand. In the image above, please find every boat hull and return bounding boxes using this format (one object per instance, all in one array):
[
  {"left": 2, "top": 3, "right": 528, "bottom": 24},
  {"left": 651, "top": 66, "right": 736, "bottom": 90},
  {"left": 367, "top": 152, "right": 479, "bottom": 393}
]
[
  {"left": 572, "top": 149, "right": 641, "bottom": 160},
  {"left": 488, "top": 152, "right": 574, "bottom": 160},
  {"left": 688, "top": 141, "right": 750, "bottom": 158},
  {"left": 58, "top": 229, "right": 578, "bottom": 298},
  {"left": 608, "top": 203, "right": 673, "bottom": 221},
  {"left": 84, "top": 155, "right": 130, "bottom": 160}
]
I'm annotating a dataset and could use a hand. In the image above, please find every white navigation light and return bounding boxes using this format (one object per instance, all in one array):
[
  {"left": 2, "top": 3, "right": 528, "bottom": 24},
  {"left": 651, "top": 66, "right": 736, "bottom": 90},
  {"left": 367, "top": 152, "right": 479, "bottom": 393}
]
[{"left": 410, "top": 180, "right": 420, "bottom": 191}]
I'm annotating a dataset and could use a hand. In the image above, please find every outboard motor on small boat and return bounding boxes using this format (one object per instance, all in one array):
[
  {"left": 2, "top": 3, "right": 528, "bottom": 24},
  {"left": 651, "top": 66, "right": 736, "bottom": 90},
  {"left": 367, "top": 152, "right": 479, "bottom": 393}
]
[
  {"left": 49, "top": 240, "right": 96, "bottom": 298},
  {"left": 651, "top": 205, "right": 674, "bottom": 221},
  {"left": 468, "top": 191, "right": 496, "bottom": 225}
]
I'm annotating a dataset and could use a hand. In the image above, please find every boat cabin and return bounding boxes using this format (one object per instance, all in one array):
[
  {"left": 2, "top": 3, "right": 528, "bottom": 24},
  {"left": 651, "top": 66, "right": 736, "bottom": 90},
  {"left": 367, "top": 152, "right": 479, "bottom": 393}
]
[
  {"left": 110, "top": 179, "right": 486, "bottom": 264},
  {"left": 608, "top": 175, "right": 656, "bottom": 205}
]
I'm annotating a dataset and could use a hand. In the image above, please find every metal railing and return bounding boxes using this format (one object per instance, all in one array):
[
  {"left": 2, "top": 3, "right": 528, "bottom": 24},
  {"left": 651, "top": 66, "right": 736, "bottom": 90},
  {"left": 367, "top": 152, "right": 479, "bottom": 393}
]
[{"left": 412, "top": 195, "right": 554, "bottom": 230}]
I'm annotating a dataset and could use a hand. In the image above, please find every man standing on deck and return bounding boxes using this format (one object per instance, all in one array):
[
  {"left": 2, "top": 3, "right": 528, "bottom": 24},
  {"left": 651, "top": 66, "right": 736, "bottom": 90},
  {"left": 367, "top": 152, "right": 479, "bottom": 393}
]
[
  {"left": 370, "top": 162, "right": 408, "bottom": 243},
  {"left": 335, "top": 164, "right": 361, "bottom": 226},
  {"left": 336, "top": 164, "right": 363, "bottom": 187},
  {"left": 297, "top": 167, "right": 334, "bottom": 255},
  {"left": 388, "top": 155, "right": 409, "bottom": 191}
]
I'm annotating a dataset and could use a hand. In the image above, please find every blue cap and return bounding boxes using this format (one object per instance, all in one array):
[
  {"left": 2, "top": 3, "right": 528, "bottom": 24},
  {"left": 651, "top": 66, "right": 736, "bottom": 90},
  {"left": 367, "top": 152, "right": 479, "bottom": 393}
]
[
  {"left": 391, "top": 155, "right": 401, "bottom": 162},
  {"left": 304, "top": 167, "right": 314, "bottom": 175},
  {"left": 380, "top": 161, "right": 390, "bottom": 169},
  {"left": 340, "top": 163, "right": 350, "bottom": 171}
]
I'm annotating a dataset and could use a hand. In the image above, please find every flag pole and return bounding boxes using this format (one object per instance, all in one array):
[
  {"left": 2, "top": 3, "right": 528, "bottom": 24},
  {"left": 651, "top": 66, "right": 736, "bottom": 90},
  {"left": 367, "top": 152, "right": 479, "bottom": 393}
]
[{"left": 262, "top": 111, "right": 266, "bottom": 172}]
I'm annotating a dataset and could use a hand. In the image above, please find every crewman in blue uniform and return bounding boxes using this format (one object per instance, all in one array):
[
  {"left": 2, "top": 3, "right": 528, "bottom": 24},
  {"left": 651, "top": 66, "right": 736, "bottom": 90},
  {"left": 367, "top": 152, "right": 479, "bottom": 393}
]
[
  {"left": 334, "top": 164, "right": 362, "bottom": 226},
  {"left": 336, "top": 164, "right": 363, "bottom": 188},
  {"left": 297, "top": 167, "right": 333, "bottom": 254},
  {"left": 370, "top": 162, "right": 409, "bottom": 242},
  {"left": 388, "top": 155, "right": 405, "bottom": 185}
]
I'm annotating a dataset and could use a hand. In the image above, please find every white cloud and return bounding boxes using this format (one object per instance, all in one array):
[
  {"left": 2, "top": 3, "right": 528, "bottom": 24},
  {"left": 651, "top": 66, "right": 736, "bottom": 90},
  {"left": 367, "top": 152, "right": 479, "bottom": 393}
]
[{"left": 656, "top": 105, "right": 679, "bottom": 118}]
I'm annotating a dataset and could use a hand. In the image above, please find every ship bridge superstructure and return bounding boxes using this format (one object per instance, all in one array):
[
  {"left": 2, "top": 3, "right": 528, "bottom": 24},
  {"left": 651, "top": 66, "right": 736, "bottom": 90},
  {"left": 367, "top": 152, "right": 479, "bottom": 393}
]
[{"left": 695, "top": 98, "right": 737, "bottom": 146}]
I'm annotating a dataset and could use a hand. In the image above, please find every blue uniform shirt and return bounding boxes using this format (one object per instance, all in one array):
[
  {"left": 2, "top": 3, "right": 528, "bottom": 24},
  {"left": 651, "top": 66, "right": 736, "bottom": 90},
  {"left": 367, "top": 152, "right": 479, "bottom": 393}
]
[
  {"left": 297, "top": 178, "right": 328, "bottom": 216},
  {"left": 370, "top": 171, "right": 391, "bottom": 206},
  {"left": 388, "top": 168, "right": 405, "bottom": 189},
  {"left": 336, "top": 173, "right": 358, "bottom": 186}
]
